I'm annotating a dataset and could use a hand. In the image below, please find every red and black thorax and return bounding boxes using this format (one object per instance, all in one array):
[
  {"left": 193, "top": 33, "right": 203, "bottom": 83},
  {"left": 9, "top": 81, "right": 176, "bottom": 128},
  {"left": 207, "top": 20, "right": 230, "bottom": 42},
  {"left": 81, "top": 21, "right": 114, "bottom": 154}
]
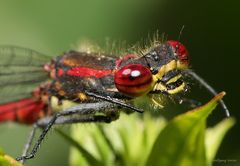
[{"left": 48, "top": 51, "right": 118, "bottom": 102}]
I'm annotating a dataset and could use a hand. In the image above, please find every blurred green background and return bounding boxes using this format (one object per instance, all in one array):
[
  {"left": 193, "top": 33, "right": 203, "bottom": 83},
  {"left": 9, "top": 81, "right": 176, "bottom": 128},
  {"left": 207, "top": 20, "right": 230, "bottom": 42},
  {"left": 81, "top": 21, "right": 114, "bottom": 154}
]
[{"left": 0, "top": 0, "right": 239, "bottom": 165}]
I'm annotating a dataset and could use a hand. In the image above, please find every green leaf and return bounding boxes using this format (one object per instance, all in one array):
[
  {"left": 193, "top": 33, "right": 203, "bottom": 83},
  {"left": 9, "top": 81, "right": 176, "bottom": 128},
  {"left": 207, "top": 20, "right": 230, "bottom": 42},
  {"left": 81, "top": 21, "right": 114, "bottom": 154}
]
[
  {"left": 205, "top": 117, "right": 235, "bottom": 166},
  {"left": 68, "top": 113, "right": 166, "bottom": 166},
  {"left": 61, "top": 92, "right": 233, "bottom": 166},
  {"left": 0, "top": 149, "right": 22, "bottom": 166},
  {"left": 146, "top": 92, "right": 226, "bottom": 166},
  {"left": 56, "top": 129, "right": 101, "bottom": 166}
]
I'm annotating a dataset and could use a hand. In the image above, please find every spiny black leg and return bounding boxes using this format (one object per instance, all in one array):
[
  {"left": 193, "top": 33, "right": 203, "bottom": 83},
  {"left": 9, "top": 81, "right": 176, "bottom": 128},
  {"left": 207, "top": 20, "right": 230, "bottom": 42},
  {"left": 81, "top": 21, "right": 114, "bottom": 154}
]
[
  {"left": 16, "top": 113, "right": 59, "bottom": 161},
  {"left": 37, "top": 114, "right": 117, "bottom": 126},
  {"left": 185, "top": 69, "right": 230, "bottom": 117},
  {"left": 16, "top": 114, "right": 116, "bottom": 161},
  {"left": 36, "top": 109, "right": 120, "bottom": 127},
  {"left": 20, "top": 124, "right": 38, "bottom": 164},
  {"left": 16, "top": 102, "right": 118, "bottom": 161},
  {"left": 85, "top": 91, "right": 144, "bottom": 113}
]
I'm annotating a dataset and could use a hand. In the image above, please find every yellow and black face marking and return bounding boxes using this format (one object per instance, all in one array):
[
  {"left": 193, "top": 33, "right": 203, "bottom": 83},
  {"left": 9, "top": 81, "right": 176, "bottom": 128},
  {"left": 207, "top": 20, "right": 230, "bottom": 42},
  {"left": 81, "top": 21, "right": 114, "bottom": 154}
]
[
  {"left": 152, "top": 60, "right": 186, "bottom": 95},
  {"left": 134, "top": 43, "right": 187, "bottom": 96}
]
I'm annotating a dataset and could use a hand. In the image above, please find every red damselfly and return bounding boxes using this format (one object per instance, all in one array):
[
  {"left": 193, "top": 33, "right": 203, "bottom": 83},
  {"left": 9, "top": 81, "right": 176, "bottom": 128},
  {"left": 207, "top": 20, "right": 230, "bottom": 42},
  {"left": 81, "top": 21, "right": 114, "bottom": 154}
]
[{"left": 0, "top": 39, "right": 230, "bottom": 163}]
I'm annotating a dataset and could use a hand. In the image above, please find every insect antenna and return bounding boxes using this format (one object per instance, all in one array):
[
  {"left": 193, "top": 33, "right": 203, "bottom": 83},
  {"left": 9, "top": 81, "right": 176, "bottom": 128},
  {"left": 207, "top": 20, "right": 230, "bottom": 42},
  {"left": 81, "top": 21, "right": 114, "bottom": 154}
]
[
  {"left": 142, "top": 52, "right": 158, "bottom": 74},
  {"left": 140, "top": 50, "right": 152, "bottom": 68},
  {"left": 178, "top": 25, "right": 185, "bottom": 41},
  {"left": 185, "top": 69, "right": 230, "bottom": 117}
]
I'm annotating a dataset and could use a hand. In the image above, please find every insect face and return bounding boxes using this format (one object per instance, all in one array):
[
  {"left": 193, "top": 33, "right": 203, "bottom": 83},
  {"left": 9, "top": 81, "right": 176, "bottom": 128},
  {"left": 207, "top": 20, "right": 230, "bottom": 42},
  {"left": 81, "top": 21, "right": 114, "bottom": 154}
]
[
  {"left": 114, "top": 42, "right": 188, "bottom": 97},
  {"left": 141, "top": 43, "right": 187, "bottom": 95}
]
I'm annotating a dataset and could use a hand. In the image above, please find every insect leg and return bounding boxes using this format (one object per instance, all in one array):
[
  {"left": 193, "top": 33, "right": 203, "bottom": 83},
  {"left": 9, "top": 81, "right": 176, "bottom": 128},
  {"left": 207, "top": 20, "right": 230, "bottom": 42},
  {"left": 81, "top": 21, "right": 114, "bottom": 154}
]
[
  {"left": 37, "top": 110, "right": 119, "bottom": 127},
  {"left": 20, "top": 124, "right": 38, "bottom": 164},
  {"left": 37, "top": 114, "right": 116, "bottom": 127},
  {"left": 185, "top": 69, "right": 230, "bottom": 117},
  {"left": 15, "top": 102, "right": 116, "bottom": 161},
  {"left": 85, "top": 91, "right": 144, "bottom": 113}
]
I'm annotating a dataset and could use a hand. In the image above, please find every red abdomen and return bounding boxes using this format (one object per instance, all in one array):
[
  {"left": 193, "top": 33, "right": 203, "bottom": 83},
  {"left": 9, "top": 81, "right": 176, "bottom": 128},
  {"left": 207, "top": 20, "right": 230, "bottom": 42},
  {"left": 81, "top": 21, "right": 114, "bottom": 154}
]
[{"left": 0, "top": 98, "right": 46, "bottom": 124}]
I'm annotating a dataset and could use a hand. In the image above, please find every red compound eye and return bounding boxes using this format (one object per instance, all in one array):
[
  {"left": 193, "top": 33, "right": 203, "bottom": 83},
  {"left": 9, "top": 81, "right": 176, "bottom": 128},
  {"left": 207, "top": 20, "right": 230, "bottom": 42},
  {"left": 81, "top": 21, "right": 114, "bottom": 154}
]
[
  {"left": 168, "top": 40, "right": 189, "bottom": 67},
  {"left": 114, "top": 64, "right": 153, "bottom": 97}
]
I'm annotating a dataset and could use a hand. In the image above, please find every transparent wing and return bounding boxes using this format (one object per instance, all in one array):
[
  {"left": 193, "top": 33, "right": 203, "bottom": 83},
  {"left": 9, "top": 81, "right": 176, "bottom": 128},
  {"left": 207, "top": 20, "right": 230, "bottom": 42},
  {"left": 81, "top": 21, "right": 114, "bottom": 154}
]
[{"left": 0, "top": 46, "right": 51, "bottom": 104}]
